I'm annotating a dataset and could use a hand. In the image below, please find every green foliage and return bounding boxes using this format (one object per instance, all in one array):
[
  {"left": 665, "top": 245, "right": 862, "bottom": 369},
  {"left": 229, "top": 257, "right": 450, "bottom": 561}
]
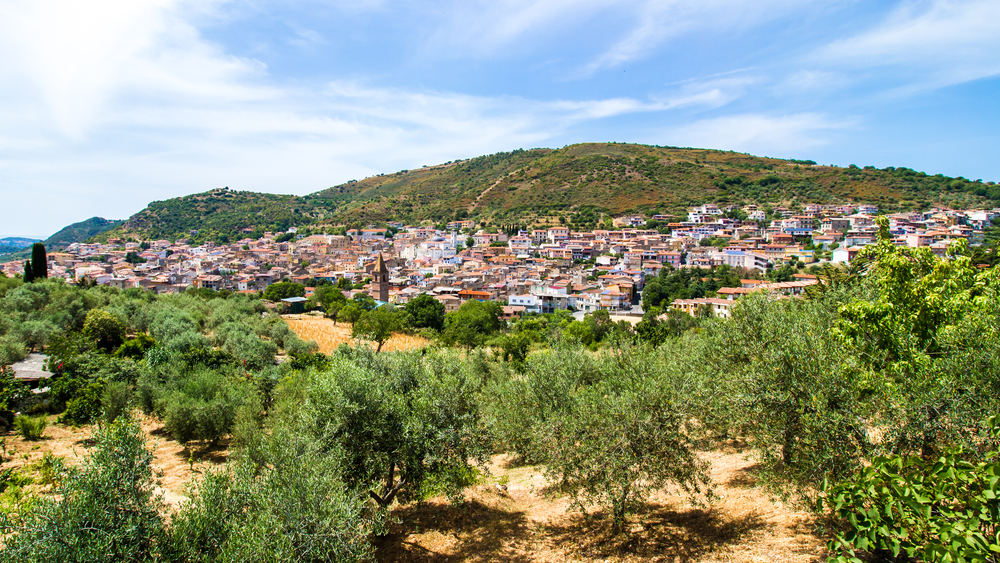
[
  {"left": 169, "top": 425, "right": 379, "bottom": 562},
  {"left": 0, "top": 368, "right": 30, "bottom": 410},
  {"left": 14, "top": 415, "right": 48, "bottom": 441},
  {"left": 113, "top": 333, "right": 156, "bottom": 360},
  {"left": 0, "top": 415, "right": 167, "bottom": 563},
  {"left": 59, "top": 380, "right": 105, "bottom": 425},
  {"left": 261, "top": 281, "right": 305, "bottom": 302},
  {"left": 151, "top": 368, "right": 256, "bottom": 445},
  {"left": 486, "top": 343, "right": 710, "bottom": 532},
  {"left": 704, "top": 292, "right": 870, "bottom": 499},
  {"left": 352, "top": 306, "right": 401, "bottom": 352},
  {"left": 83, "top": 309, "right": 126, "bottom": 352},
  {"left": 101, "top": 380, "right": 133, "bottom": 425},
  {"left": 303, "top": 350, "right": 490, "bottom": 509},
  {"left": 404, "top": 293, "right": 445, "bottom": 331},
  {"left": 442, "top": 300, "right": 504, "bottom": 348},
  {"left": 822, "top": 418, "right": 1000, "bottom": 563},
  {"left": 642, "top": 265, "right": 743, "bottom": 309}
]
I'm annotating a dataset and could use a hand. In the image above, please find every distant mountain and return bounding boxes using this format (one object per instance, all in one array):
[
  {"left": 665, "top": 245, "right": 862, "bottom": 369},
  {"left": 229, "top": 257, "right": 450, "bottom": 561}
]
[
  {"left": 0, "top": 237, "right": 41, "bottom": 255},
  {"left": 95, "top": 143, "right": 1000, "bottom": 244},
  {"left": 0, "top": 217, "right": 122, "bottom": 263}
]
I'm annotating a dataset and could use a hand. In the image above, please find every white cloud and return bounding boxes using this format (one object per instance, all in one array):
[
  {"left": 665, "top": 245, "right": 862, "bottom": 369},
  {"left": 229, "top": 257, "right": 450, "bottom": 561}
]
[
  {"left": 665, "top": 113, "right": 859, "bottom": 155},
  {"left": 0, "top": 0, "right": 684, "bottom": 236},
  {"left": 816, "top": 0, "right": 1000, "bottom": 88}
]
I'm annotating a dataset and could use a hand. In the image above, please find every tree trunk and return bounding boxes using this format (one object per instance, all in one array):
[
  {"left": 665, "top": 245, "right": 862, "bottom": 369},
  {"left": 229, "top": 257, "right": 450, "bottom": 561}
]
[{"left": 611, "top": 484, "right": 630, "bottom": 535}]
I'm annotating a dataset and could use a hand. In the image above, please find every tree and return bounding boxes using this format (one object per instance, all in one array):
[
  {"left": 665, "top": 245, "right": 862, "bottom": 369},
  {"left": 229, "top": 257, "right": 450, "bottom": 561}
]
[
  {"left": 0, "top": 415, "right": 167, "bottom": 562},
  {"left": 442, "top": 300, "right": 504, "bottom": 349},
  {"left": 83, "top": 309, "right": 126, "bottom": 352},
  {"left": 31, "top": 243, "right": 47, "bottom": 279},
  {"left": 303, "top": 351, "right": 489, "bottom": 511},
  {"left": 23, "top": 259, "right": 33, "bottom": 283},
  {"left": 487, "top": 343, "right": 710, "bottom": 533},
  {"left": 352, "top": 306, "right": 400, "bottom": 352},
  {"left": 404, "top": 294, "right": 445, "bottom": 331},
  {"left": 836, "top": 217, "right": 1000, "bottom": 458},
  {"left": 261, "top": 282, "right": 305, "bottom": 302}
]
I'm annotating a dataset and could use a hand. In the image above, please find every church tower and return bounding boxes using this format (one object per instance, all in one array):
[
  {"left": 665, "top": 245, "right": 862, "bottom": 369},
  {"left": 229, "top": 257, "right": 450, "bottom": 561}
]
[{"left": 372, "top": 253, "right": 389, "bottom": 302}]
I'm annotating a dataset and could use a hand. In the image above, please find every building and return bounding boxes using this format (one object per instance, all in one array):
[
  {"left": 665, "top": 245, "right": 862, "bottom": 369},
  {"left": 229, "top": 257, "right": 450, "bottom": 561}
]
[{"left": 371, "top": 253, "right": 389, "bottom": 302}]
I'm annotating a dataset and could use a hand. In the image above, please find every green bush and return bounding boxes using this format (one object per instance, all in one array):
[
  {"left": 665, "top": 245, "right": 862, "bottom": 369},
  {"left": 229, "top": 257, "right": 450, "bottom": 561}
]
[
  {"left": 14, "top": 415, "right": 48, "bottom": 441},
  {"left": 0, "top": 415, "right": 167, "bottom": 562},
  {"left": 101, "top": 380, "right": 133, "bottom": 425},
  {"left": 822, "top": 418, "right": 1000, "bottom": 562},
  {"left": 157, "top": 369, "right": 253, "bottom": 445},
  {"left": 169, "top": 425, "right": 378, "bottom": 562},
  {"left": 59, "top": 380, "right": 105, "bottom": 425}
]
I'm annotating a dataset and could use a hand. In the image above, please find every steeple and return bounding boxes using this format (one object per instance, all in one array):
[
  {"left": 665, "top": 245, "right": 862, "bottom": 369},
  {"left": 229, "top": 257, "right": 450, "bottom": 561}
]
[{"left": 372, "top": 253, "right": 389, "bottom": 302}]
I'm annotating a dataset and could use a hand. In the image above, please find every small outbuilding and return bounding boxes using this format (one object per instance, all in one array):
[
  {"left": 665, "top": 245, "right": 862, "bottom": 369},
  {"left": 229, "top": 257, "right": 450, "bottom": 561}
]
[{"left": 280, "top": 296, "right": 308, "bottom": 314}]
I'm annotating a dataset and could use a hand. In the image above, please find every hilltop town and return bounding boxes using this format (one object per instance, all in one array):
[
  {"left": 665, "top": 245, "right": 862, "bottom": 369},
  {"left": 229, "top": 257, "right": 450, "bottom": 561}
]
[{"left": 5, "top": 202, "right": 998, "bottom": 319}]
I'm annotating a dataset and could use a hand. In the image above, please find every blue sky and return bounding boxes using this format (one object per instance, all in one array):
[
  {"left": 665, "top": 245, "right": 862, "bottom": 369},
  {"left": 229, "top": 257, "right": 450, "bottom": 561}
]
[{"left": 1, "top": 0, "right": 999, "bottom": 238}]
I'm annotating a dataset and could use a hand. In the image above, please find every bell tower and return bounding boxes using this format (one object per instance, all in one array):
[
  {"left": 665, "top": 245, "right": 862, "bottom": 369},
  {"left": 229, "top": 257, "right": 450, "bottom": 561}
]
[{"left": 372, "top": 253, "right": 389, "bottom": 302}]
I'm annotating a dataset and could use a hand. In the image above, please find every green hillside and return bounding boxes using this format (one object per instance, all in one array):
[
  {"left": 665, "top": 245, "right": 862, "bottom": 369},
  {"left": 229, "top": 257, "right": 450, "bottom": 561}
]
[
  {"left": 91, "top": 188, "right": 332, "bottom": 244},
  {"left": 98, "top": 143, "right": 1000, "bottom": 243},
  {"left": 1, "top": 217, "right": 121, "bottom": 262}
]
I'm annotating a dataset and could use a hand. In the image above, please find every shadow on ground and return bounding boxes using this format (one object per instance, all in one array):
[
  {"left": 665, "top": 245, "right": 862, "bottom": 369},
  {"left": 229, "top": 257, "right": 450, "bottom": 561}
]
[
  {"left": 374, "top": 497, "right": 532, "bottom": 562},
  {"left": 375, "top": 493, "right": 769, "bottom": 562},
  {"left": 543, "top": 503, "right": 768, "bottom": 561}
]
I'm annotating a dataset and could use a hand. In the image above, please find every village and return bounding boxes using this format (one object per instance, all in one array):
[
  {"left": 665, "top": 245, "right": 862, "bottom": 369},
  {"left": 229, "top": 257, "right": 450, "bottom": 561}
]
[{"left": 5, "top": 202, "right": 998, "bottom": 320}]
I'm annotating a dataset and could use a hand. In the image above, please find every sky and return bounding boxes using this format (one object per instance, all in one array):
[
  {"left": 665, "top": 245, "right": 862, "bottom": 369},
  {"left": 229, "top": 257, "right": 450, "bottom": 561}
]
[{"left": 1, "top": 0, "right": 999, "bottom": 239}]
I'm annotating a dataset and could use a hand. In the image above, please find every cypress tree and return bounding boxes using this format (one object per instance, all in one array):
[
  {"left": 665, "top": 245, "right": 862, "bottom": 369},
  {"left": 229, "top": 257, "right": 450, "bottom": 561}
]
[
  {"left": 31, "top": 243, "right": 47, "bottom": 279},
  {"left": 23, "top": 259, "right": 34, "bottom": 282}
]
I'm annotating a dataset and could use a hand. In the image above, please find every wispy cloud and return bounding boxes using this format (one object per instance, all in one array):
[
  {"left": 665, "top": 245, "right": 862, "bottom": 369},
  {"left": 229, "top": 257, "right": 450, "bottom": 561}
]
[
  {"left": 815, "top": 0, "right": 1000, "bottom": 89},
  {"left": 665, "top": 113, "right": 860, "bottom": 156}
]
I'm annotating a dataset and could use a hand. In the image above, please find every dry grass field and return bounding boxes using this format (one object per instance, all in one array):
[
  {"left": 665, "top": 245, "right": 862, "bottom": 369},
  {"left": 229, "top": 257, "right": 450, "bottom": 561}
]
[{"left": 283, "top": 313, "right": 431, "bottom": 354}]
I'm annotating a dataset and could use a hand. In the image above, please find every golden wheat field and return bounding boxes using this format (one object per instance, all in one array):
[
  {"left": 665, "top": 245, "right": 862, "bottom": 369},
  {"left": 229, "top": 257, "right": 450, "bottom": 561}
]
[{"left": 283, "top": 313, "right": 431, "bottom": 354}]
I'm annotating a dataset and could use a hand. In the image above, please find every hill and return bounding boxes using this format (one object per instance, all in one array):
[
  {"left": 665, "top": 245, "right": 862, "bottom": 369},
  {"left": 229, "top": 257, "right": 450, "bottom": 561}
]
[
  {"left": 98, "top": 143, "right": 1000, "bottom": 243},
  {"left": 0, "top": 237, "right": 41, "bottom": 255},
  {"left": 0, "top": 217, "right": 122, "bottom": 262},
  {"left": 89, "top": 188, "right": 333, "bottom": 245}
]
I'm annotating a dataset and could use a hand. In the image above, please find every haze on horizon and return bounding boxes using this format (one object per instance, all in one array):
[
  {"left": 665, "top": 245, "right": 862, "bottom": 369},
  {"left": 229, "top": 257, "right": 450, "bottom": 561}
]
[{"left": 1, "top": 0, "right": 999, "bottom": 239}]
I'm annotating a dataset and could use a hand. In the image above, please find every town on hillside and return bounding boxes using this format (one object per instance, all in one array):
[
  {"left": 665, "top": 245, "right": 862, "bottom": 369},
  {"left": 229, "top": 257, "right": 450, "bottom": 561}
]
[{"left": 5, "top": 203, "right": 998, "bottom": 319}]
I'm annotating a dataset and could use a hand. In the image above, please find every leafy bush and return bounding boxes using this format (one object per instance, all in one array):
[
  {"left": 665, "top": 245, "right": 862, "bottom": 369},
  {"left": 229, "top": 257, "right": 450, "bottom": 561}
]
[
  {"left": 14, "top": 415, "right": 48, "bottom": 441},
  {"left": 0, "top": 415, "right": 167, "bottom": 562},
  {"left": 155, "top": 368, "right": 255, "bottom": 445},
  {"left": 59, "top": 380, "right": 105, "bottom": 425},
  {"left": 101, "top": 380, "right": 133, "bottom": 425},
  {"left": 169, "top": 425, "right": 378, "bottom": 562},
  {"left": 83, "top": 309, "right": 126, "bottom": 352},
  {"left": 822, "top": 418, "right": 1000, "bottom": 562},
  {"left": 0, "top": 368, "right": 30, "bottom": 411}
]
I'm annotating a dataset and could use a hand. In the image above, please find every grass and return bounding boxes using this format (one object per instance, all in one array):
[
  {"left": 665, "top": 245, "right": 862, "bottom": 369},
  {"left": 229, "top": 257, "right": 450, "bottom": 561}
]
[
  {"left": 283, "top": 314, "right": 430, "bottom": 354},
  {"left": 14, "top": 415, "right": 48, "bottom": 441}
]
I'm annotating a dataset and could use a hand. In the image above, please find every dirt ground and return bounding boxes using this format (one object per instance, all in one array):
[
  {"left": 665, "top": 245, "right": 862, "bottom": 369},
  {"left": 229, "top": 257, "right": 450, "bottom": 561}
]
[
  {"left": 284, "top": 313, "right": 431, "bottom": 354},
  {"left": 374, "top": 448, "right": 827, "bottom": 563},
  {"left": 1, "top": 412, "right": 226, "bottom": 508},
  {"left": 3, "top": 417, "right": 827, "bottom": 562}
]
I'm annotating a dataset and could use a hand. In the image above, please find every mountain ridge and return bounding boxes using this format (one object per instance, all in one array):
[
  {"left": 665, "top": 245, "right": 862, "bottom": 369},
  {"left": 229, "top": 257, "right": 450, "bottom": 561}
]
[
  {"left": 90, "top": 143, "right": 1000, "bottom": 245},
  {"left": 0, "top": 217, "right": 123, "bottom": 263}
]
